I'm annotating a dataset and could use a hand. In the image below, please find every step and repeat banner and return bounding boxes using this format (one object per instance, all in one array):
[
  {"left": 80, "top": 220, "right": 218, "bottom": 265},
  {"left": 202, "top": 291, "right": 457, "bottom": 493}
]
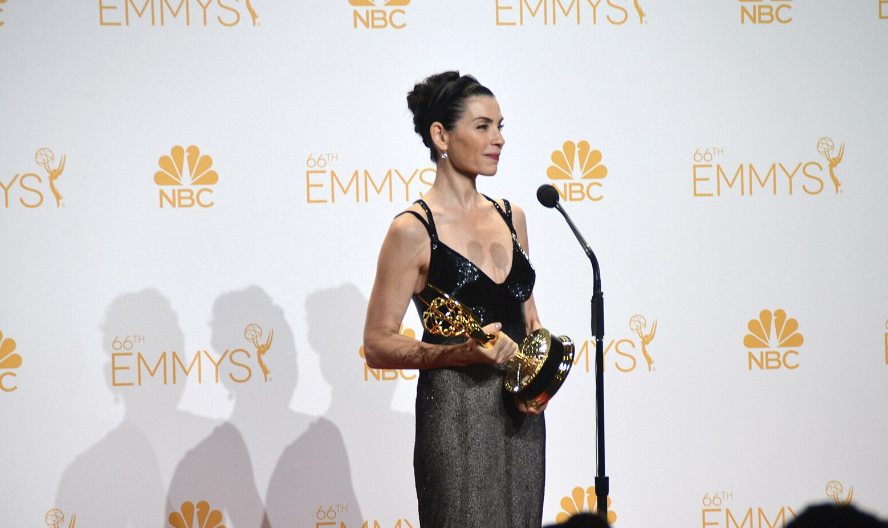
[{"left": 2, "top": 1, "right": 887, "bottom": 527}]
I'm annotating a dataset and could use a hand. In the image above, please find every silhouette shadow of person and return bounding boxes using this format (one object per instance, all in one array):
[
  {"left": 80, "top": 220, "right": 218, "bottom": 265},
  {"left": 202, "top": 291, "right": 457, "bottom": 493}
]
[
  {"left": 167, "top": 286, "right": 310, "bottom": 528},
  {"left": 316, "top": 283, "right": 416, "bottom": 519},
  {"left": 57, "top": 288, "right": 217, "bottom": 527},
  {"left": 265, "top": 284, "right": 380, "bottom": 526}
]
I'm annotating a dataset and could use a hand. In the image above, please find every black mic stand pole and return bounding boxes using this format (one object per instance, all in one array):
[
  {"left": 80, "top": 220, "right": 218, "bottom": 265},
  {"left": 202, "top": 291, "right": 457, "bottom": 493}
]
[{"left": 551, "top": 201, "right": 608, "bottom": 521}]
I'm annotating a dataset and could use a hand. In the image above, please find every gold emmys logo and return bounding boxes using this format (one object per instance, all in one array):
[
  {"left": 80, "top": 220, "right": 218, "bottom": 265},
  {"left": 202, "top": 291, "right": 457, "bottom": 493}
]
[
  {"left": 350, "top": 0, "right": 410, "bottom": 29},
  {"left": 572, "top": 312, "right": 659, "bottom": 374},
  {"left": 0, "top": 0, "right": 7, "bottom": 27},
  {"left": 701, "top": 492, "right": 798, "bottom": 526},
  {"left": 496, "top": 0, "right": 647, "bottom": 26},
  {"left": 305, "top": 152, "right": 435, "bottom": 204},
  {"left": 36, "top": 148, "right": 66, "bottom": 207},
  {"left": 629, "top": 314, "right": 656, "bottom": 371},
  {"left": 881, "top": 0, "right": 887, "bottom": 19},
  {"left": 546, "top": 141, "right": 608, "bottom": 202},
  {"left": 692, "top": 138, "right": 846, "bottom": 198},
  {"left": 0, "top": 329, "right": 22, "bottom": 393},
  {"left": 154, "top": 145, "right": 218, "bottom": 208},
  {"left": 744, "top": 309, "right": 803, "bottom": 370},
  {"left": 359, "top": 325, "right": 418, "bottom": 381},
  {"left": 739, "top": 0, "right": 792, "bottom": 25},
  {"left": 244, "top": 323, "right": 272, "bottom": 382},
  {"left": 110, "top": 327, "right": 271, "bottom": 386},
  {"left": 99, "top": 0, "right": 259, "bottom": 27},
  {"left": 817, "top": 137, "right": 844, "bottom": 194},
  {"left": 557, "top": 486, "right": 616, "bottom": 525},
  {"left": 1, "top": 148, "right": 67, "bottom": 209},
  {"left": 826, "top": 480, "right": 853, "bottom": 505},
  {"left": 883, "top": 318, "right": 887, "bottom": 365},
  {"left": 169, "top": 501, "right": 225, "bottom": 528},
  {"left": 45, "top": 508, "right": 76, "bottom": 528}
]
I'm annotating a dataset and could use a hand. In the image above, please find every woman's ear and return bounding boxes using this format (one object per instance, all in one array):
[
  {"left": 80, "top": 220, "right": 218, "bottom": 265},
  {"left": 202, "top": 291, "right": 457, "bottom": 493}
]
[{"left": 430, "top": 122, "right": 448, "bottom": 159}]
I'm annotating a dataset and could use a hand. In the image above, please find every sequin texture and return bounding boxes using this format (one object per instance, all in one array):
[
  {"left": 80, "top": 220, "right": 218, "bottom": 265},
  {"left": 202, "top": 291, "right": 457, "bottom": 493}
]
[{"left": 405, "top": 197, "right": 544, "bottom": 528}]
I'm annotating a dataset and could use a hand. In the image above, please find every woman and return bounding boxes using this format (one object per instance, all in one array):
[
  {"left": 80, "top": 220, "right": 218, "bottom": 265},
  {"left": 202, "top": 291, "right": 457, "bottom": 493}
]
[{"left": 363, "top": 72, "right": 546, "bottom": 528}]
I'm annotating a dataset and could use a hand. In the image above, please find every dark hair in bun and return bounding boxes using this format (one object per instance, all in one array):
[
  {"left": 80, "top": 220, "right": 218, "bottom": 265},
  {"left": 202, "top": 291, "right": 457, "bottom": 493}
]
[{"left": 407, "top": 71, "right": 494, "bottom": 162}]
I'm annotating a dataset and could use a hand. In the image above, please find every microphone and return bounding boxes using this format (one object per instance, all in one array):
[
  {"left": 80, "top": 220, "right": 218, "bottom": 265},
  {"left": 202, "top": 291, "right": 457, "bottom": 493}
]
[
  {"left": 537, "top": 184, "right": 560, "bottom": 209},
  {"left": 536, "top": 182, "right": 609, "bottom": 519},
  {"left": 536, "top": 184, "right": 594, "bottom": 266},
  {"left": 536, "top": 184, "right": 602, "bottom": 337}
]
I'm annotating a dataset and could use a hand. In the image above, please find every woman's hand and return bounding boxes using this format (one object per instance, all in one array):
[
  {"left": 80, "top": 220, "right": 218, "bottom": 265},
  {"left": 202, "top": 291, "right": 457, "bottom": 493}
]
[
  {"left": 468, "top": 322, "right": 518, "bottom": 365},
  {"left": 515, "top": 397, "right": 547, "bottom": 415}
]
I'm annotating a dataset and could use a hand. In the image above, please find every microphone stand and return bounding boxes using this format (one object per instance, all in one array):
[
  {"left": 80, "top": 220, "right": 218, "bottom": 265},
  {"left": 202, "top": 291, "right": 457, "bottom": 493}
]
[{"left": 550, "top": 201, "right": 608, "bottom": 521}]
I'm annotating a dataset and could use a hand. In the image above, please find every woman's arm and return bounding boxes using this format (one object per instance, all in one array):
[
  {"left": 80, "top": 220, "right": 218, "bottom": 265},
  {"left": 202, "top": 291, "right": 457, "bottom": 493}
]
[
  {"left": 511, "top": 203, "right": 548, "bottom": 415},
  {"left": 511, "top": 204, "right": 543, "bottom": 335},
  {"left": 362, "top": 213, "right": 518, "bottom": 370}
]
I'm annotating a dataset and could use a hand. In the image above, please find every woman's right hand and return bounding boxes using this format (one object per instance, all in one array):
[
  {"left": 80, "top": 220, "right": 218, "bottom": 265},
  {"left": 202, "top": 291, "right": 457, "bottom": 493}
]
[{"left": 469, "top": 322, "right": 519, "bottom": 365}]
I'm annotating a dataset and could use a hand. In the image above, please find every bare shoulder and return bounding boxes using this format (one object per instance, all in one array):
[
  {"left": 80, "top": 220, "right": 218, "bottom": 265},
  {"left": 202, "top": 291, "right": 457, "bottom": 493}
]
[
  {"left": 386, "top": 207, "right": 430, "bottom": 253},
  {"left": 508, "top": 200, "right": 527, "bottom": 221},
  {"left": 502, "top": 199, "right": 528, "bottom": 231},
  {"left": 503, "top": 199, "right": 532, "bottom": 250}
]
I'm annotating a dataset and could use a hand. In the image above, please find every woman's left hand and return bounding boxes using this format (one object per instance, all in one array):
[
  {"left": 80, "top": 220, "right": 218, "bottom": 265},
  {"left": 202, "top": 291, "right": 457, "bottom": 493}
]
[{"left": 515, "top": 396, "right": 547, "bottom": 415}]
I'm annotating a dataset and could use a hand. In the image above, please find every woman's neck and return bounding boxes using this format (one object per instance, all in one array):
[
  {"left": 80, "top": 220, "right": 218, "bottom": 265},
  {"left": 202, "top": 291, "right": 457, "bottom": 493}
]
[{"left": 427, "top": 164, "right": 484, "bottom": 211}]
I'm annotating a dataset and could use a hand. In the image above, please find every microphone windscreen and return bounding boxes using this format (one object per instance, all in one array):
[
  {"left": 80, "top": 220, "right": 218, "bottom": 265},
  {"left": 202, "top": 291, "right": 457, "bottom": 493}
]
[{"left": 537, "top": 184, "right": 560, "bottom": 208}]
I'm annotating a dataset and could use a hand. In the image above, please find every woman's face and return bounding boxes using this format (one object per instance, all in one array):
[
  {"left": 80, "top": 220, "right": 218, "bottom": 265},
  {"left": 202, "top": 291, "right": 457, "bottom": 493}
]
[{"left": 444, "top": 95, "right": 505, "bottom": 176}]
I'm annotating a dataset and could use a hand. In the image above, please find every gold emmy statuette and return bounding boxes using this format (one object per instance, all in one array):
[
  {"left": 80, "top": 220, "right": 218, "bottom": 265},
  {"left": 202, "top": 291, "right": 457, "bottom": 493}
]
[{"left": 420, "top": 285, "right": 574, "bottom": 406}]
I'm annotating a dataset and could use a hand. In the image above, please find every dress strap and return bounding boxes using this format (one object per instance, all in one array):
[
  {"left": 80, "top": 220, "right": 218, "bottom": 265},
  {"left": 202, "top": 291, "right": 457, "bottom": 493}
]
[
  {"left": 395, "top": 210, "right": 429, "bottom": 229},
  {"left": 482, "top": 194, "right": 517, "bottom": 238},
  {"left": 396, "top": 199, "right": 439, "bottom": 246}
]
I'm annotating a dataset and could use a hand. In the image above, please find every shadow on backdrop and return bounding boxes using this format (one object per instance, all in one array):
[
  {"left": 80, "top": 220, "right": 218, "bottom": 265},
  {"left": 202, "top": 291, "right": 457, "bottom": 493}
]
[
  {"left": 268, "top": 284, "right": 416, "bottom": 526},
  {"left": 267, "top": 290, "right": 372, "bottom": 528},
  {"left": 57, "top": 288, "right": 217, "bottom": 527},
  {"left": 311, "top": 283, "right": 416, "bottom": 520},
  {"left": 167, "top": 286, "right": 310, "bottom": 528},
  {"left": 265, "top": 284, "right": 375, "bottom": 526}
]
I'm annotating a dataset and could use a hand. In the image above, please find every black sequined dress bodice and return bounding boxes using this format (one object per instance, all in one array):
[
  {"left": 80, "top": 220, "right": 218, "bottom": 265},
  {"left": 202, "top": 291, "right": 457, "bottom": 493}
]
[{"left": 402, "top": 196, "right": 545, "bottom": 528}]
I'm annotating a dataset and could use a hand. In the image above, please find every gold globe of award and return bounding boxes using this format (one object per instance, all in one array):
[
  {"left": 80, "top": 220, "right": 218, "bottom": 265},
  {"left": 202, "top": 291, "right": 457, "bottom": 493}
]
[{"left": 420, "top": 285, "right": 574, "bottom": 407}]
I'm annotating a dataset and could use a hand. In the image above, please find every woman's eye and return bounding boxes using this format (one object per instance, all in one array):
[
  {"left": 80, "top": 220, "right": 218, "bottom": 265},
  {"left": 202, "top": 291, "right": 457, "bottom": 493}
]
[{"left": 497, "top": 124, "right": 505, "bottom": 131}]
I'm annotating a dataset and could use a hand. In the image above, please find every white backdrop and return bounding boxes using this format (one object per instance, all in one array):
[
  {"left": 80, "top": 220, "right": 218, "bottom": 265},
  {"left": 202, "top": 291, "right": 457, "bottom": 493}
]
[{"left": 2, "top": 1, "right": 887, "bottom": 527}]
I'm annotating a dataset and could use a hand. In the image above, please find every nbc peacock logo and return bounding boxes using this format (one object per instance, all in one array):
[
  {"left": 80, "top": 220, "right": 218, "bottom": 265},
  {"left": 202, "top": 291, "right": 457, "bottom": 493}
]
[
  {"left": 0, "top": 329, "right": 22, "bottom": 392},
  {"left": 558, "top": 486, "right": 616, "bottom": 524},
  {"left": 349, "top": 0, "right": 410, "bottom": 29},
  {"left": 744, "top": 309, "right": 803, "bottom": 370},
  {"left": 546, "top": 141, "right": 608, "bottom": 203},
  {"left": 169, "top": 501, "right": 226, "bottom": 528},
  {"left": 739, "top": 0, "right": 793, "bottom": 25},
  {"left": 350, "top": 0, "right": 410, "bottom": 4},
  {"left": 154, "top": 145, "right": 218, "bottom": 209}
]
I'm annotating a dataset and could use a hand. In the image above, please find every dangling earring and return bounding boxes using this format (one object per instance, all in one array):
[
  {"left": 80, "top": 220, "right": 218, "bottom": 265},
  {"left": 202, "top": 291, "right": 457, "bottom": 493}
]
[{"left": 441, "top": 151, "right": 448, "bottom": 160}]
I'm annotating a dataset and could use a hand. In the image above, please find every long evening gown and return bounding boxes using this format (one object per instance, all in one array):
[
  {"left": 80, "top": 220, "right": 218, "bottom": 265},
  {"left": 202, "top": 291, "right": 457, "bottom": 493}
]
[{"left": 400, "top": 195, "right": 545, "bottom": 528}]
